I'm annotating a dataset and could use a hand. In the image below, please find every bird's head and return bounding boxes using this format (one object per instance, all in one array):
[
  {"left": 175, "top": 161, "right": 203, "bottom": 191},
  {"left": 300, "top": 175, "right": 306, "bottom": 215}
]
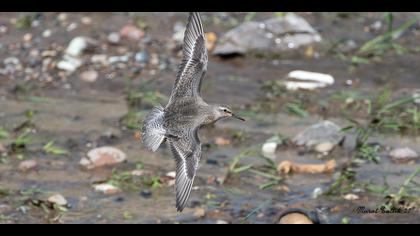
[{"left": 215, "top": 105, "right": 246, "bottom": 122}]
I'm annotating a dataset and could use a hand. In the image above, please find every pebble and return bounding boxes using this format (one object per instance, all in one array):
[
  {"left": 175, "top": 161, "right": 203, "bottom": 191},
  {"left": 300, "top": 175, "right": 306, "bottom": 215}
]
[
  {"left": 80, "top": 70, "right": 99, "bottom": 83},
  {"left": 285, "top": 70, "right": 335, "bottom": 91},
  {"left": 314, "top": 142, "right": 335, "bottom": 154},
  {"left": 80, "top": 146, "right": 127, "bottom": 169},
  {"left": 107, "top": 32, "right": 120, "bottom": 45},
  {"left": 216, "top": 220, "right": 229, "bottom": 224},
  {"left": 166, "top": 171, "right": 176, "bottom": 178},
  {"left": 205, "top": 32, "right": 218, "bottom": 51},
  {"left": 293, "top": 121, "right": 343, "bottom": 148},
  {"left": 81, "top": 17, "right": 92, "bottom": 25},
  {"left": 140, "top": 189, "right": 152, "bottom": 199},
  {"left": 18, "top": 159, "right": 37, "bottom": 172},
  {"left": 108, "top": 55, "right": 129, "bottom": 64},
  {"left": 261, "top": 135, "right": 283, "bottom": 158},
  {"left": 389, "top": 147, "right": 418, "bottom": 164},
  {"left": 48, "top": 194, "right": 68, "bottom": 206},
  {"left": 343, "top": 193, "right": 360, "bottom": 201},
  {"left": 94, "top": 183, "right": 122, "bottom": 195},
  {"left": 65, "top": 37, "right": 88, "bottom": 57},
  {"left": 91, "top": 54, "right": 108, "bottom": 66},
  {"left": 22, "top": 33, "right": 33, "bottom": 43},
  {"left": 42, "top": 29, "right": 52, "bottom": 38},
  {"left": 135, "top": 51, "right": 150, "bottom": 63},
  {"left": 279, "top": 212, "right": 314, "bottom": 224},
  {"left": 57, "top": 59, "right": 80, "bottom": 73},
  {"left": 214, "top": 137, "right": 231, "bottom": 146},
  {"left": 194, "top": 207, "right": 206, "bottom": 218},
  {"left": 311, "top": 187, "right": 323, "bottom": 199},
  {"left": 119, "top": 24, "right": 145, "bottom": 41}
]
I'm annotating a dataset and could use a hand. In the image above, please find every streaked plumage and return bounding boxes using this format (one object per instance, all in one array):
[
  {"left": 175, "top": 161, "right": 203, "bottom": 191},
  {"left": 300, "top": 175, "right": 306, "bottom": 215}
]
[{"left": 141, "top": 12, "right": 245, "bottom": 212}]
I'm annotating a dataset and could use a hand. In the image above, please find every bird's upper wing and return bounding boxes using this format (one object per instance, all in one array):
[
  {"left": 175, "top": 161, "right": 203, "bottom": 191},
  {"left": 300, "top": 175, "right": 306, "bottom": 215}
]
[
  {"left": 168, "top": 126, "right": 201, "bottom": 212},
  {"left": 168, "top": 12, "right": 208, "bottom": 106}
]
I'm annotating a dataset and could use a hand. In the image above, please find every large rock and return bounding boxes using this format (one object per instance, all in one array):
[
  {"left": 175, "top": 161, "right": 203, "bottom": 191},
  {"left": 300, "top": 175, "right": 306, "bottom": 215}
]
[
  {"left": 293, "top": 121, "right": 344, "bottom": 149},
  {"left": 213, "top": 14, "right": 321, "bottom": 56},
  {"left": 80, "top": 146, "right": 127, "bottom": 169}
]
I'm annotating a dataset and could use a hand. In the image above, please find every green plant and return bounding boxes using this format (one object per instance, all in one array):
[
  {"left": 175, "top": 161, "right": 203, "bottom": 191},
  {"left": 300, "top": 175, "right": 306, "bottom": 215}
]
[
  {"left": 43, "top": 141, "right": 68, "bottom": 155},
  {"left": 11, "top": 129, "right": 32, "bottom": 152},
  {"left": 356, "top": 14, "right": 419, "bottom": 60},
  {"left": 383, "top": 168, "right": 420, "bottom": 209},
  {"left": 0, "top": 127, "right": 8, "bottom": 139},
  {"left": 284, "top": 101, "right": 308, "bottom": 118},
  {"left": 244, "top": 12, "right": 256, "bottom": 22}
]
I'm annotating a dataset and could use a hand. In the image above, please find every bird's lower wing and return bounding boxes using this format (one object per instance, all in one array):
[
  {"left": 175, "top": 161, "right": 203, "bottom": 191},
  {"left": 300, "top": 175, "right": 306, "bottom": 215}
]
[{"left": 168, "top": 128, "right": 201, "bottom": 212}]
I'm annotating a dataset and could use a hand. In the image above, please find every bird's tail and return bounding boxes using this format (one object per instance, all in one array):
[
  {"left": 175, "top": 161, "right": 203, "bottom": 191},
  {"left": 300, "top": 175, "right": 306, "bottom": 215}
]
[{"left": 141, "top": 105, "right": 166, "bottom": 152}]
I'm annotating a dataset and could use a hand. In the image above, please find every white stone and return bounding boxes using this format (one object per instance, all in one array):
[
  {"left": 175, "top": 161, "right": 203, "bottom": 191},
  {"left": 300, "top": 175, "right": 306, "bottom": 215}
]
[
  {"left": 48, "top": 194, "right": 68, "bottom": 206},
  {"left": 94, "top": 183, "right": 121, "bottom": 195},
  {"left": 65, "top": 37, "right": 88, "bottom": 57}
]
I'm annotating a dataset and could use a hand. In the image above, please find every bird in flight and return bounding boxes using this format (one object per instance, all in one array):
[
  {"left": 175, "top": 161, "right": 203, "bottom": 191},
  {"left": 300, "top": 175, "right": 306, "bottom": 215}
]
[{"left": 141, "top": 12, "right": 245, "bottom": 212}]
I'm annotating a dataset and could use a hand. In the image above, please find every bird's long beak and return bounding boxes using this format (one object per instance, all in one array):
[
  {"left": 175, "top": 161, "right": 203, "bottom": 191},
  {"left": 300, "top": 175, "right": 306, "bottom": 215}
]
[{"left": 232, "top": 113, "right": 246, "bottom": 122}]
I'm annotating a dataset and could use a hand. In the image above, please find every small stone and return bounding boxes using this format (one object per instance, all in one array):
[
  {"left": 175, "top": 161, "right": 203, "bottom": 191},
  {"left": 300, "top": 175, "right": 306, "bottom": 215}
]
[
  {"left": 94, "top": 183, "right": 122, "bottom": 195},
  {"left": 80, "top": 146, "right": 127, "bottom": 169},
  {"left": 66, "top": 22, "right": 78, "bottom": 32},
  {"left": 262, "top": 142, "right": 278, "bottom": 155},
  {"left": 314, "top": 142, "right": 335, "bottom": 154},
  {"left": 91, "top": 54, "right": 108, "bottom": 65},
  {"left": 107, "top": 32, "right": 120, "bottom": 45},
  {"left": 311, "top": 187, "right": 323, "bottom": 199},
  {"left": 135, "top": 51, "right": 150, "bottom": 63},
  {"left": 131, "top": 170, "right": 144, "bottom": 176},
  {"left": 119, "top": 24, "right": 144, "bottom": 41},
  {"left": 343, "top": 193, "right": 360, "bottom": 201},
  {"left": 48, "top": 194, "right": 68, "bottom": 206},
  {"left": 214, "top": 137, "right": 230, "bottom": 146},
  {"left": 57, "top": 60, "right": 79, "bottom": 72},
  {"left": 41, "top": 50, "right": 57, "bottom": 58},
  {"left": 80, "top": 70, "right": 98, "bottom": 83},
  {"left": 18, "top": 160, "right": 37, "bottom": 172},
  {"left": 108, "top": 55, "right": 129, "bottom": 64},
  {"left": 285, "top": 70, "right": 335, "bottom": 91},
  {"left": 279, "top": 213, "right": 314, "bottom": 224},
  {"left": 205, "top": 32, "right": 217, "bottom": 51},
  {"left": 389, "top": 147, "right": 418, "bottom": 164},
  {"left": 140, "top": 189, "right": 152, "bottom": 199},
  {"left": 194, "top": 207, "right": 206, "bottom": 218},
  {"left": 42, "top": 30, "right": 52, "bottom": 38},
  {"left": 81, "top": 17, "right": 92, "bottom": 25},
  {"left": 293, "top": 121, "right": 343, "bottom": 148},
  {"left": 57, "top": 13, "right": 68, "bottom": 22},
  {"left": 166, "top": 171, "right": 176, "bottom": 178},
  {"left": 216, "top": 220, "right": 228, "bottom": 224},
  {"left": 65, "top": 37, "right": 87, "bottom": 57},
  {"left": 22, "top": 33, "right": 33, "bottom": 43}
]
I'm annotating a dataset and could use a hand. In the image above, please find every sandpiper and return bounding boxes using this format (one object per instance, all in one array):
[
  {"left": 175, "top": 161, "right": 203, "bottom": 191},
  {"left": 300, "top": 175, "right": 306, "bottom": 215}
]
[{"left": 141, "top": 12, "right": 245, "bottom": 212}]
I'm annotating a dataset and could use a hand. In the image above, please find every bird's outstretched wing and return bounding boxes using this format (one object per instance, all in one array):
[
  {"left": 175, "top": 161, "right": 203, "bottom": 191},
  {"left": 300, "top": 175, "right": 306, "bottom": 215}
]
[
  {"left": 168, "top": 12, "right": 208, "bottom": 106},
  {"left": 168, "top": 127, "right": 201, "bottom": 212}
]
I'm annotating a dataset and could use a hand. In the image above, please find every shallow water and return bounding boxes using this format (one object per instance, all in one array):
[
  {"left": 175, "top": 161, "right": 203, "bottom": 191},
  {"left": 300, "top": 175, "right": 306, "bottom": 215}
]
[{"left": 0, "top": 12, "right": 419, "bottom": 224}]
